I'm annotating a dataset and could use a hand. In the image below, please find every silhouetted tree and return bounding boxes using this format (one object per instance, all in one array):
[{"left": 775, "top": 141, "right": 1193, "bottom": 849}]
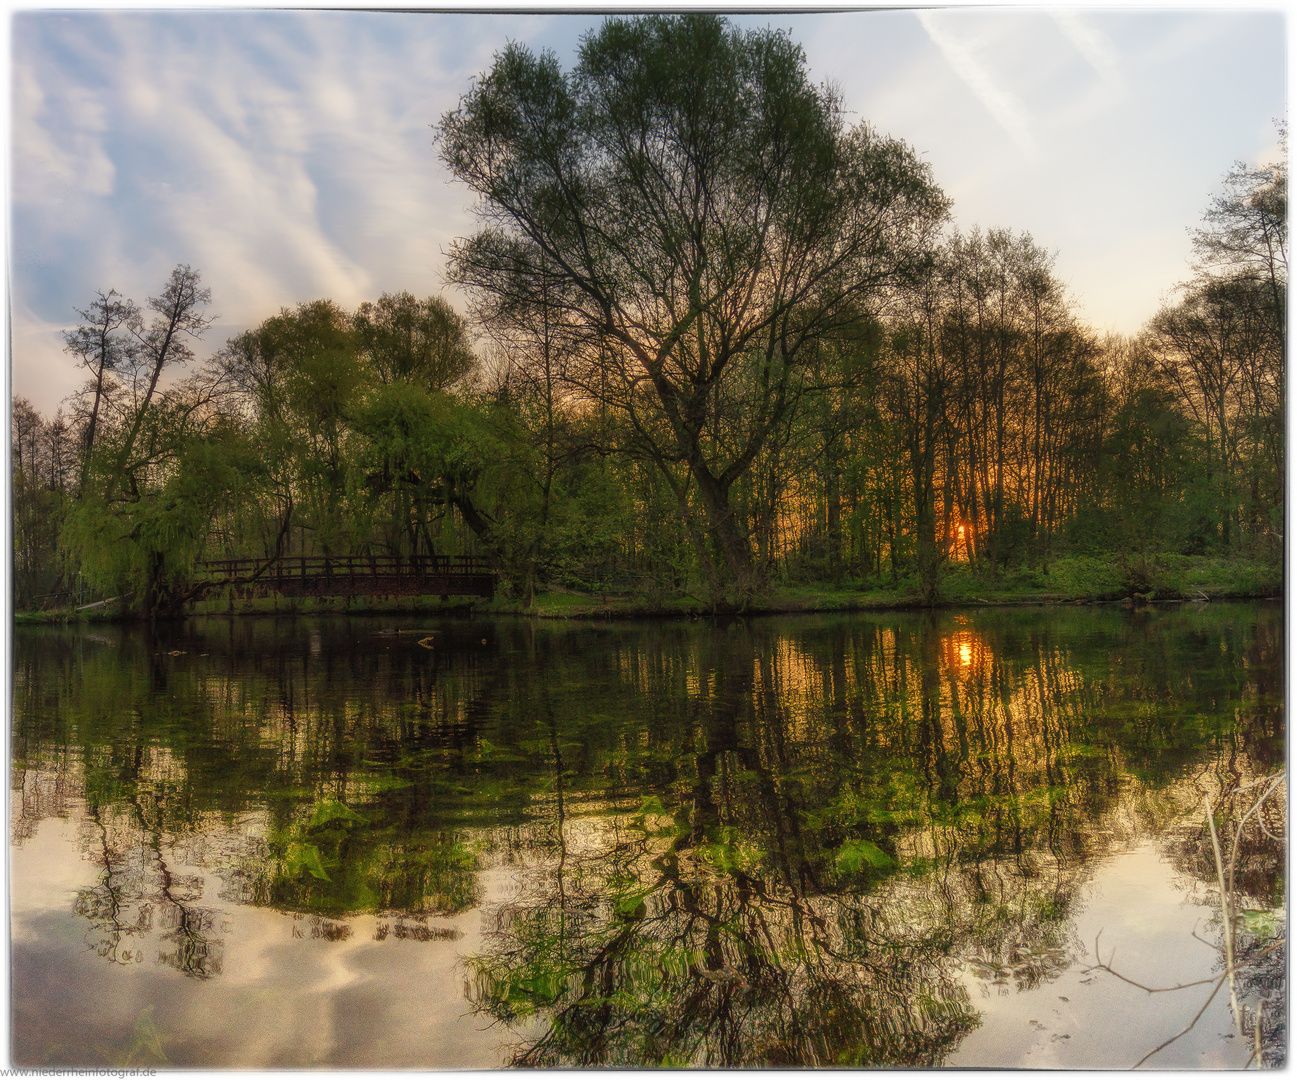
[{"left": 439, "top": 14, "right": 948, "bottom": 603}]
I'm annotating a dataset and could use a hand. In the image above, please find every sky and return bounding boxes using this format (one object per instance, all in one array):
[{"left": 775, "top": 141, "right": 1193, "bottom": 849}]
[{"left": 8, "top": 5, "right": 1288, "bottom": 416}]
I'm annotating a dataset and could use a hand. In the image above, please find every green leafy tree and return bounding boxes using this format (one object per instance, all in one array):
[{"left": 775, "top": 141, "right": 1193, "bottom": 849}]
[
  {"left": 59, "top": 267, "right": 226, "bottom": 617},
  {"left": 63, "top": 391, "right": 254, "bottom": 617},
  {"left": 1146, "top": 130, "right": 1287, "bottom": 550},
  {"left": 353, "top": 291, "right": 476, "bottom": 392},
  {"left": 439, "top": 14, "right": 948, "bottom": 605},
  {"left": 351, "top": 382, "right": 505, "bottom": 559},
  {"left": 1147, "top": 277, "right": 1274, "bottom": 548},
  {"left": 1078, "top": 336, "right": 1199, "bottom": 555},
  {"left": 217, "top": 300, "right": 367, "bottom": 559}
]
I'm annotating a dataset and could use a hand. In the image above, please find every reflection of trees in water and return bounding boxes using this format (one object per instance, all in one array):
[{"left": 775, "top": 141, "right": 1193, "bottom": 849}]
[
  {"left": 235, "top": 821, "right": 480, "bottom": 923},
  {"left": 474, "top": 857, "right": 979, "bottom": 1066},
  {"left": 75, "top": 800, "right": 223, "bottom": 979},
  {"left": 1161, "top": 776, "right": 1286, "bottom": 1065},
  {"left": 74, "top": 805, "right": 154, "bottom": 966},
  {"left": 11, "top": 608, "right": 1282, "bottom": 1062},
  {"left": 1144, "top": 616, "right": 1286, "bottom": 1066},
  {"left": 463, "top": 611, "right": 1282, "bottom": 1066},
  {"left": 71, "top": 789, "right": 477, "bottom": 975},
  {"left": 467, "top": 623, "right": 1109, "bottom": 1066},
  {"left": 469, "top": 828, "right": 1079, "bottom": 1067},
  {"left": 1238, "top": 935, "right": 1285, "bottom": 1068},
  {"left": 14, "top": 619, "right": 497, "bottom": 972}
]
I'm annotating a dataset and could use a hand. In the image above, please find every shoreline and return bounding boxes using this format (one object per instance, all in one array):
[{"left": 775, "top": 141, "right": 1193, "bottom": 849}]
[{"left": 14, "top": 580, "right": 1283, "bottom": 625}]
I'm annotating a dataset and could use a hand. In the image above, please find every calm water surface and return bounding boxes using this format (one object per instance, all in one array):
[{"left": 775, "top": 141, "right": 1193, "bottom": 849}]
[{"left": 10, "top": 604, "right": 1284, "bottom": 1068}]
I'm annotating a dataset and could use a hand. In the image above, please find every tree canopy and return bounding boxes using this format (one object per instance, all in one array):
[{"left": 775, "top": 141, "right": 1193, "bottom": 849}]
[
  {"left": 439, "top": 14, "right": 949, "bottom": 600},
  {"left": 11, "top": 25, "right": 1284, "bottom": 617}
]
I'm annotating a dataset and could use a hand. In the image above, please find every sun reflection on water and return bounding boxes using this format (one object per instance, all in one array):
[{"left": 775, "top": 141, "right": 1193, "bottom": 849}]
[{"left": 945, "top": 631, "right": 981, "bottom": 674}]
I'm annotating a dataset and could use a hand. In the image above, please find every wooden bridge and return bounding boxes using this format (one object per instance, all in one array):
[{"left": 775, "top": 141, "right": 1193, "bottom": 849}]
[{"left": 197, "top": 555, "right": 495, "bottom": 600}]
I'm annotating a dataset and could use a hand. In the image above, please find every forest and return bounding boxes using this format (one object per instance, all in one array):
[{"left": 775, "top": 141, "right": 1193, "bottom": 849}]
[{"left": 11, "top": 16, "right": 1286, "bottom": 618}]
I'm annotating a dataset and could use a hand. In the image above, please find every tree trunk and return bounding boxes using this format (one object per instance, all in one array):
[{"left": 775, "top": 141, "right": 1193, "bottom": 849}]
[{"left": 689, "top": 465, "right": 759, "bottom": 605}]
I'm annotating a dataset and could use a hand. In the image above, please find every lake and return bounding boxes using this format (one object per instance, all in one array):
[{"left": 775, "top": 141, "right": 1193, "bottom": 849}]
[{"left": 10, "top": 603, "right": 1285, "bottom": 1068}]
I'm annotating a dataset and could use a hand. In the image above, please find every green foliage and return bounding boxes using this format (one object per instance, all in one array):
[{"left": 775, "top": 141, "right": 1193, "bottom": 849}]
[
  {"left": 99, "top": 1007, "right": 168, "bottom": 1067},
  {"left": 62, "top": 416, "right": 263, "bottom": 613},
  {"left": 697, "top": 827, "right": 764, "bottom": 876},
  {"left": 1240, "top": 907, "right": 1283, "bottom": 941},
  {"left": 353, "top": 383, "right": 500, "bottom": 511},
  {"left": 308, "top": 800, "right": 368, "bottom": 829},
  {"left": 354, "top": 291, "right": 475, "bottom": 392},
  {"left": 834, "top": 838, "right": 895, "bottom": 875},
  {"left": 284, "top": 840, "right": 332, "bottom": 882},
  {"left": 18, "top": 45, "right": 1283, "bottom": 616}
]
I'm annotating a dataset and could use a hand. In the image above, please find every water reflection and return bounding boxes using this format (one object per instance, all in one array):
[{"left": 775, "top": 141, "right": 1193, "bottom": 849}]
[
  {"left": 10, "top": 605, "right": 1283, "bottom": 1067},
  {"left": 75, "top": 800, "right": 224, "bottom": 978}
]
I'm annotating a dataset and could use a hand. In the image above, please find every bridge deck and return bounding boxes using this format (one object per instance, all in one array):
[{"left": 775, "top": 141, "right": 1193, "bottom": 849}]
[{"left": 198, "top": 555, "right": 495, "bottom": 599}]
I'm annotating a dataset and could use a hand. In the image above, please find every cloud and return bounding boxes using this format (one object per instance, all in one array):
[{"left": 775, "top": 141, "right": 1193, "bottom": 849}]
[
  {"left": 11, "top": 37, "right": 116, "bottom": 210},
  {"left": 7, "top": 9, "right": 1287, "bottom": 418},
  {"left": 1048, "top": 11, "right": 1127, "bottom": 124},
  {"left": 1052, "top": 11, "right": 1125, "bottom": 93},
  {"left": 916, "top": 11, "right": 1036, "bottom": 161},
  {"left": 10, "top": 11, "right": 496, "bottom": 412},
  {"left": 10, "top": 301, "right": 85, "bottom": 413}
]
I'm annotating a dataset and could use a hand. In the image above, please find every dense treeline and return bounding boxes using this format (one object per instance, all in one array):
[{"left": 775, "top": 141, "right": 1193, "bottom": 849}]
[{"left": 12, "top": 16, "right": 1285, "bottom": 616}]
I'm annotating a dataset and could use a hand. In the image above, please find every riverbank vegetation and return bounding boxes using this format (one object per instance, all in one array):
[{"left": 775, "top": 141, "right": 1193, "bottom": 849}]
[{"left": 11, "top": 16, "right": 1285, "bottom": 619}]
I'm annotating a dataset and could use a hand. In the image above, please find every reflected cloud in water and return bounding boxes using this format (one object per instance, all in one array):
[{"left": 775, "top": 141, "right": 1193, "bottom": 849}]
[{"left": 10, "top": 604, "right": 1283, "bottom": 1067}]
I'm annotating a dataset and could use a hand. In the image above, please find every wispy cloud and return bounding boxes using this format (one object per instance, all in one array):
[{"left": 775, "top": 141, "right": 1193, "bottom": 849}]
[
  {"left": 8, "top": 10, "right": 1288, "bottom": 414},
  {"left": 916, "top": 11, "right": 1036, "bottom": 161},
  {"left": 1051, "top": 11, "right": 1127, "bottom": 120},
  {"left": 11, "top": 10, "right": 539, "bottom": 411},
  {"left": 11, "top": 43, "right": 116, "bottom": 209},
  {"left": 1052, "top": 11, "right": 1125, "bottom": 92}
]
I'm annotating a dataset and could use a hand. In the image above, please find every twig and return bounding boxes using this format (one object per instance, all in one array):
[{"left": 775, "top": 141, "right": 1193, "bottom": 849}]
[
  {"left": 1190, "top": 926, "right": 1222, "bottom": 951},
  {"left": 1097, "top": 776, "right": 1285, "bottom": 1069},
  {"left": 1087, "top": 932, "right": 1221, "bottom": 994},
  {"left": 1130, "top": 972, "right": 1227, "bottom": 1069},
  {"left": 1230, "top": 772, "right": 1285, "bottom": 797},
  {"left": 1205, "top": 794, "right": 1243, "bottom": 1038},
  {"left": 1219, "top": 769, "right": 1284, "bottom": 1062},
  {"left": 1231, "top": 774, "right": 1285, "bottom": 846}
]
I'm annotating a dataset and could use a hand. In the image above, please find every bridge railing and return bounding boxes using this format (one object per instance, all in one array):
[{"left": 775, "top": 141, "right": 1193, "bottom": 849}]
[{"left": 197, "top": 555, "right": 494, "bottom": 582}]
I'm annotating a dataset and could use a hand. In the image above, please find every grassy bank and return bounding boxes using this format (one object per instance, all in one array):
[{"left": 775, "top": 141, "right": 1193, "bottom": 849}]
[
  {"left": 16, "top": 554, "right": 1280, "bottom": 624},
  {"left": 491, "top": 554, "right": 1282, "bottom": 619}
]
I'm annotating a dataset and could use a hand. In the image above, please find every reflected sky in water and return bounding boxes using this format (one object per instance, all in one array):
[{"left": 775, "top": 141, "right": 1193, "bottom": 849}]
[{"left": 10, "top": 604, "right": 1284, "bottom": 1067}]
